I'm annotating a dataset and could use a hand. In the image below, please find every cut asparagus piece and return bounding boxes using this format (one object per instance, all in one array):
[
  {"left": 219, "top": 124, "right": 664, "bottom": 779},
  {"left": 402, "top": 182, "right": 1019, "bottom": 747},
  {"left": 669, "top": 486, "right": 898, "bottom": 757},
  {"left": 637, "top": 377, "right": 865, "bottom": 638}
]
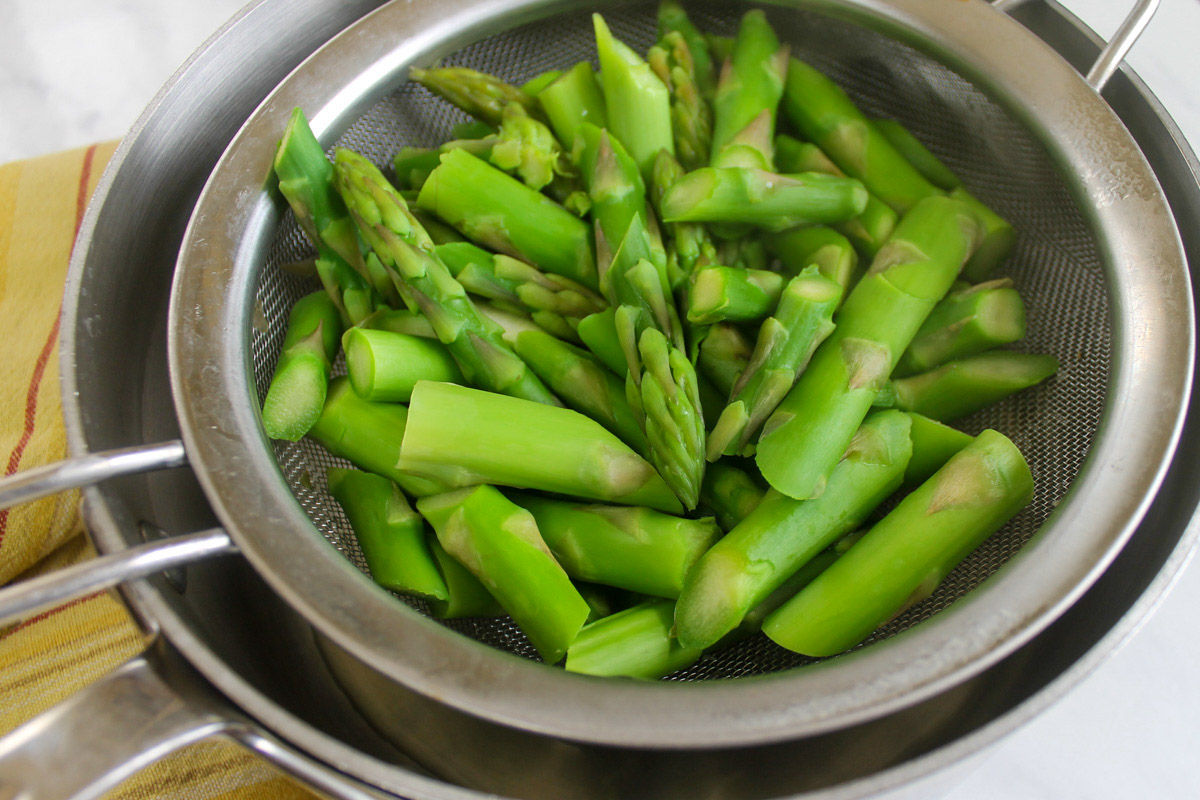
[
  {"left": 687, "top": 266, "right": 785, "bottom": 325},
  {"left": 661, "top": 167, "right": 868, "bottom": 231},
  {"left": 575, "top": 124, "right": 649, "bottom": 266},
  {"left": 763, "top": 225, "right": 858, "bottom": 293},
  {"left": 951, "top": 187, "right": 1016, "bottom": 282},
  {"left": 522, "top": 69, "right": 564, "bottom": 97},
  {"left": 650, "top": 150, "right": 717, "bottom": 284},
  {"left": 676, "top": 410, "right": 912, "bottom": 650},
  {"left": 656, "top": 0, "right": 716, "bottom": 97},
  {"left": 400, "top": 381, "right": 683, "bottom": 513},
  {"left": 512, "top": 493, "right": 721, "bottom": 598},
  {"left": 896, "top": 279, "right": 1026, "bottom": 376},
  {"left": 262, "top": 292, "right": 342, "bottom": 441},
  {"left": 577, "top": 307, "right": 629, "bottom": 376},
  {"left": 393, "top": 146, "right": 448, "bottom": 190},
  {"left": 336, "top": 148, "right": 561, "bottom": 406},
  {"left": 566, "top": 599, "right": 702, "bottom": 679},
  {"left": 417, "top": 148, "right": 598, "bottom": 290},
  {"left": 756, "top": 195, "right": 981, "bottom": 499},
  {"left": 427, "top": 534, "right": 504, "bottom": 619},
  {"left": 537, "top": 62, "right": 608, "bottom": 151},
  {"left": 773, "top": 134, "right": 898, "bottom": 259},
  {"left": 764, "top": 429, "right": 1033, "bottom": 656},
  {"left": 360, "top": 307, "right": 436, "bottom": 339},
  {"left": 781, "top": 58, "right": 941, "bottom": 213},
  {"left": 308, "top": 378, "right": 449, "bottom": 497},
  {"left": 700, "top": 460, "right": 766, "bottom": 532},
  {"left": 343, "top": 327, "right": 463, "bottom": 402},
  {"left": 707, "top": 266, "right": 841, "bottom": 458},
  {"left": 871, "top": 118, "right": 962, "bottom": 191},
  {"left": 451, "top": 119, "right": 496, "bottom": 140},
  {"left": 710, "top": 10, "right": 787, "bottom": 166},
  {"left": 697, "top": 321, "right": 754, "bottom": 398},
  {"left": 890, "top": 351, "right": 1059, "bottom": 422},
  {"left": 418, "top": 486, "right": 590, "bottom": 663},
  {"left": 409, "top": 65, "right": 542, "bottom": 127},
  {"left": 904, "top": 412, "right": 973, "bottom": 488},
  {"left": 327, "top": 468, "right": 448, "bottom": 600},
  {"left": 594, "top": 13, "right": 675, "bottom": 178},
  {"left": 649, "top": 31, "right": 714, "bottom": 172},
  {"left": 315, "top": 250, "right": 379, "bottom": 326}
]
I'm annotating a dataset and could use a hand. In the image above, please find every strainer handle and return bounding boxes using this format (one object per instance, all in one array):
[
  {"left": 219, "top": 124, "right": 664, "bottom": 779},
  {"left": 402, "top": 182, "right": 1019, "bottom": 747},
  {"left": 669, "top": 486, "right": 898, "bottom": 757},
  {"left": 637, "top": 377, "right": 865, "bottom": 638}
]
[
  {"left": 0, "top": 440, "right": 188, "bottom": 511},
  {"left": 1084, "top": 0, "right": 1159, "bottom": 92}
]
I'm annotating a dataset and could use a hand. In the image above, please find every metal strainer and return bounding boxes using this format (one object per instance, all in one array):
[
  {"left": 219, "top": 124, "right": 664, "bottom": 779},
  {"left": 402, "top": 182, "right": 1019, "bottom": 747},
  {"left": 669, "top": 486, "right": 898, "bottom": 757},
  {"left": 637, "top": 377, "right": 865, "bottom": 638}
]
[{"left": 0, "top": 0, "right": 1191, "bottom": 773}]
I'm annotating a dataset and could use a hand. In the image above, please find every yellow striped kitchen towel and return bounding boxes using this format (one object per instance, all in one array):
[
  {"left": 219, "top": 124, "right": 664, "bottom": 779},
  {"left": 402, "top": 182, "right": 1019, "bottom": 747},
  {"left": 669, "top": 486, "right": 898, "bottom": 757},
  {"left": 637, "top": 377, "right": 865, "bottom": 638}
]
[{"left": 0, "top": 144, "right": 319, "bottom": 799}]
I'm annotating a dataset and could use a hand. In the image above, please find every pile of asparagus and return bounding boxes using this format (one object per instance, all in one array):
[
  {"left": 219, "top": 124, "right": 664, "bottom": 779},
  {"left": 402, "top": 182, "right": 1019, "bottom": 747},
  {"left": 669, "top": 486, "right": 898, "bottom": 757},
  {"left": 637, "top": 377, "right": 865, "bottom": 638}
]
[{"left": 261, "top": 1, "right": 1056, "bottom": 677}]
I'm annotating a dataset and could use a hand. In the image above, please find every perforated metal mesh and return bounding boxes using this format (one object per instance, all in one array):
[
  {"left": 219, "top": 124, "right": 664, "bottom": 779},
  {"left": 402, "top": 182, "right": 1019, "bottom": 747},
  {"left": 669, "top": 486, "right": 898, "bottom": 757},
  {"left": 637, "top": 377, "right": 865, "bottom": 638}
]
[{"left": 251, "top": 2, "right": 1109, "bottom": 677}]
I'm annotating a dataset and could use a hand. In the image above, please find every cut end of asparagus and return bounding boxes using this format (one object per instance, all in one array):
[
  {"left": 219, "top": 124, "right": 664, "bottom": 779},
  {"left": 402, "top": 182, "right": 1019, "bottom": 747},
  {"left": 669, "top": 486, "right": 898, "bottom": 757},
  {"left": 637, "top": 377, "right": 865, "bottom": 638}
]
[{"left": 262, "top": 350, "right": 329, "bottom": 442}]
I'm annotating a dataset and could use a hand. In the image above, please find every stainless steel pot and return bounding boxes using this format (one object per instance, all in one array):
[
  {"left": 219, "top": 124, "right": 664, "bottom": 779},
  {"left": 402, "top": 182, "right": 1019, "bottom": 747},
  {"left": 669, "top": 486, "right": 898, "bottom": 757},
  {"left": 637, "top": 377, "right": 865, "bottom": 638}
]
[{"left": 1, "top": 1, "right": 1198, "bottom": 798}]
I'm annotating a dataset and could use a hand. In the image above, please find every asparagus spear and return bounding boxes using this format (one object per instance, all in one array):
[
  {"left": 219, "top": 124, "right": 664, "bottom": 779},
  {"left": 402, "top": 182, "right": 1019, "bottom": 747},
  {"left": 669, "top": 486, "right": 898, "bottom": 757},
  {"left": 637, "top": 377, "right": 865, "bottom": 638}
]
[
  {"left": 781, "top": 58, "right": 941, "bottom": 213},
  {"left": 360, "top": 307, "right": 436, "bottom": 338},
  {"left": 537, "top": 62, "right": 608, "bottom": 151},
  {"left": 763, "top": 429, "right": 1033, "bottom": 656},
  {"left": 895, "top": 279, "right": 1026, "bottom": 376},
  {"left": 697, "top": 321, "right": 753, "bottom": 397},
  {"left": 649, "top": 150, "right": 717, "bottom": 287},
  {"left": 418, "top": 486, "right": 590, "bottom": 663},
  {"left": 889, "top": 351, "right": 1059, "bottom": 422},
  {"left": 660, "top": 167, "right": 868, "bottom": 230},
  {"left": 707, "top": 266, "right": 842, "bottom": 459},
  {"left": 763, "top": 225, "right": 858, "bottom": 293},
  {"left": 450, "top": 119, "right": 495, "bottom": 140},
  {"left": 593, "top": 13, "right": 674, "bottom": 178},
  {"left": 577, "top": 307, "right": 629, "bottom": 376},
  {"left": 308, "top": 378, "right": 448, "bottom": 497},
  {"left": 426, "top": 534, "right": 504, "bottom": 619},
  {"left": 409, "top": 65, "right": 543, "bottom": 127},
  {"left": 871, "top": 118, "right": 962, "bottom": 191},
  {"left": 710, "top": 10, "right": 788, "bottom": 166},
  {"left": 262, "top": 291, "right": 342, "bottom": 441},
  {"left": 700, "top": 460, "right": 766, "bottom": 532},
  {"left": 511, "top": 493, "right": 721, "bottom": 599},
  {"left": 950, "top": 187, "right": 1016, "bottom": 282},
  {"left": 399, "top": 381, "right": 684, "bottom": 513},
  {"left": 687, "top": 266, "right": 785, "bottom": 325},
  {"left": 755, "top": 195, "right": 981, "bottom": 499},
  {"left": 522, "top": 69, "right": 564, "bottom": 97},
  {"left": 904, "top": 412, "right": 973, "bottom": 488},
  {"left": 676, "top": 410, "right": 912, "bottom": 650},
  {"left": 656, "top": 0, "right": 716, "bottom": 97},
  {"left": 342, "top": 327, "right": 462, "bottom": 402},
  {"left": 566, "top": 599, "right": 701, "bottom": 679},
  {"left": 417, "top": 148, "right": 598, "bottom": 290},
  {"left": 773, "top": 134, "right": 898, "bottom": 259},
  {"left": 336, "top": 148, "right": 561, "bottom": 406},
  {"left": 648, "top": 31, "right": 714, "bottom": 171},
  {"left": 327, "top": 468, "right": 449, "bottom": 600},
  {"left": 575, "top": 124, "right": 649, "bottom": 266}
]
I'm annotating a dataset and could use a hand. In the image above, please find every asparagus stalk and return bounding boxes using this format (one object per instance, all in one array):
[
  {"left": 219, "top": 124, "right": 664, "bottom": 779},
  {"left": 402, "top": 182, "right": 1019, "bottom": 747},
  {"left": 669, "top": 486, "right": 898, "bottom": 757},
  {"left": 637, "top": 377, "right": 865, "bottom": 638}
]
[
  {"left": 417, "top": 148, "right": 598, "bottom": 290},
  {"left": 896, "top": 279, "right": 1026, "bottom": 376},
  {"left": 418, "top": 486, "right": 590, "bottom": 663},
  {"left": 409, "top": 65, "right": 542, "bottom": 127},
  {"left": 327, "top": 468, "right": 449, "bottom": 600},
  {"left": 342, "top": 327, "right": 463, "bottom": 402},
  {"left": 781, "top": 58, "right": 941, "bottom": 213},
  {"left": 951, "top": 187, "right": 1016, "bottom": 282},
  {"left": 262, "top": 291, "right": 342, "bottom": 441},
  {"left": 871, "top": 118, "right": 962, "bottom": 191},
  {"left": 450, "top": 119, "right": 496, "bottom": 140},
  {"left": 308, "top": 378, "right": 449, "bottom": 497},
  {"left": 707, "top": 266, "right": 842, "bottom": 459},
  {"left": 593, "top": 13, "right": 674, "bottom": 178},
  {"left": 700, "top": 460, "right": 766, "bottom": 532},
  {"left": 336, "top": 149, "right": 560, "bottom": 406},
  {"left": 710, "top": 10, "right": 788, "bottom": 166},
  {"left": 575, "top": 123, "right": 649, "bottom": 266},
  {"left": 511, "top": 493, "right": 721, "bottom": 598},
  {"left": 656, "top": 0, "right": 716, "bottom": 97},
  {"left": 522, "top": 69, "right": 564, "bottom": 97},
  {"left": 687, "top": 266, "right": 785, "bottom": 325},
  {"left": 660, "top": 167, "right": 868, "bottom": 231},
  {"left": 360, "top": 307, "right": 436, "bottom": 338},
  {"left": 537, "top": 62, "right": 608, "bottom": 151},
  {"left": 763, "top": 429, "right": 1033, "bottom": 656},
  {"left": 773, "top": 134, "right": 898, "bottom": 259},
  {"left": 890, "top": 351, "right": 1059, "bottom": 422},
  {"left": 480, "top": 305, "right": 648, "bottom": 453},
  {"left": 648, "top": 31, "right": 714, "bottom": 171},
  {"left": 577, "top": 307, "right": 629, "bottom": 376},
  {"left": 412, "top": 210, "right": 468, "bottom": 245},
  {"left": 697, "top": 321, "right": 754, "bottom": 397},
  {"left": 763, "top": 225, "right": 858, "bottom": 293},
  {"left": 566, "top": 599, "right": 701, "bottom": 679},
  {"left": 649, "top": 150, "right": 717, "bottom": 282},
  {"left": 676, "top": 410, "right": 912, "bottom": 650},
  {"left": 904, "top": 412, "right": 973, "bottom": 488},
  {"left": 755, "top": 195, "right": 981, "bottom": 499},
  {"left": 399, "top": 381, "right": 684, "bottom": 513},
  {"left": 426, "top": 534, "right": 504, "bottom": 619}
]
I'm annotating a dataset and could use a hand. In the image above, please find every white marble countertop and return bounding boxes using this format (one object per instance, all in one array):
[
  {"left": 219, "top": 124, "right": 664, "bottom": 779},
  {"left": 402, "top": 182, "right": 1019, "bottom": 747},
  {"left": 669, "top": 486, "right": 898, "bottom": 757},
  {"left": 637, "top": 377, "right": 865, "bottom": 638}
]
[{"left": 3, "top": 0, "right": 1198, "bottom": 797}]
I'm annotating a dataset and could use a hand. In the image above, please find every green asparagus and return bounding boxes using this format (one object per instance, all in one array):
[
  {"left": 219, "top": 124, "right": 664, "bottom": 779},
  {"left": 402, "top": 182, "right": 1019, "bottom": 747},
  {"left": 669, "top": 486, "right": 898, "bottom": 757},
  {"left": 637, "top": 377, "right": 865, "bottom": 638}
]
[
  {"left": 661, "top": 167, "right": 868, "bottom": 231},
  {"left": 896, "top": 279, "right": 1026, "bottom": 376},
  {"left": 904, "top": 412, "right": 973, "bottom": 488},
  {"left": 890, "top": 351, "right": 1059, "bottom": 422},
  {"left": 656, "top": 0, "right": 716, "bottom": 97},
  {"left": 763, "top": 225, "right": 858, "bottom": 293},
  {"left": 537, "top": 62, "right": 608, "bottom": 151},
  {"left": 710, "top": 10, "right": 787, "bottom": 167},
  {"left": 409, "top": 65, "right": 542, "bottom": 127},
  {"left": 700, "top": 460, "right": 766, "bottom": 532},
  {"left": 594, "top": 13, "right": 674, "bottom": 178},
  {"left": 342, "top": 327, "right": 462, "bottom": 402},
  {"left": 262, "top": 291, "right": 342, "bottom": 441},
  {"left": 687, "top": 266, "right": 785, "bottom": 325}
]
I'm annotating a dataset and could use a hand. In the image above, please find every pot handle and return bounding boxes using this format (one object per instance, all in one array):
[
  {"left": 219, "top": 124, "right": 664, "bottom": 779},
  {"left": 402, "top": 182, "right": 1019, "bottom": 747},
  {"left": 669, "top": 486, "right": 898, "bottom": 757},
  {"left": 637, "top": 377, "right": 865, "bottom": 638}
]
[{"left": 0, "top": 641, "right": 385, "bottom": 800}]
